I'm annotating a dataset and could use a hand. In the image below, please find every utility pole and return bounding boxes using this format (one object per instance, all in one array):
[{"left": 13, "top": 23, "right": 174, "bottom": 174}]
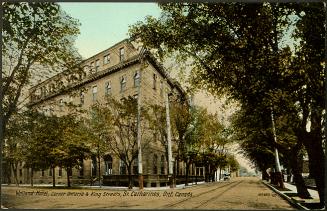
[
  {"left": 271, "top": 107, "right": 285, "bottom": 189},
  {"left": 165, "top": 82, "right": 174, "bottom": 188},
  {"left": 137, "top": 69, "right": 143, "bottom": 189},
  {"left": 97, "top": 139, "right": 101, "bottom": 188}
]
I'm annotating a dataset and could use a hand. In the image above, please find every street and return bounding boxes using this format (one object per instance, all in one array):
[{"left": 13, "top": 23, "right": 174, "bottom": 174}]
[{"left": 2, "top": 177, "right": 294, "bottom": 209}]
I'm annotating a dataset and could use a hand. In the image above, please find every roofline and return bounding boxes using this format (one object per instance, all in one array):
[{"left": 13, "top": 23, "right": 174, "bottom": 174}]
[{"left": 29, "top": 39, "right": 131, "bottom": 91}]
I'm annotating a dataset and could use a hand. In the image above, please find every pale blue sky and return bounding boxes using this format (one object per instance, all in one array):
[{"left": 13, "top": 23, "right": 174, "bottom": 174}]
[{"left": 59, "top": 3, "right": 161, "bottom": 59}]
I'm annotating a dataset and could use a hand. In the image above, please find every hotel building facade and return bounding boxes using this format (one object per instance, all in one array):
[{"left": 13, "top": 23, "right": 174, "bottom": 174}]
[{"left": 12, "top": 39, "right": 202, "bottom": 187}]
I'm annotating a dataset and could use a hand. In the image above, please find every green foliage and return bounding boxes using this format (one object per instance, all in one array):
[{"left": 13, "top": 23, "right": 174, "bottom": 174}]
[
  {"left": 130, "top": 4, "right": 325, "bottom": 201},
  {"left": 2, "top": 2, "right": 81, "bottom": 131}
]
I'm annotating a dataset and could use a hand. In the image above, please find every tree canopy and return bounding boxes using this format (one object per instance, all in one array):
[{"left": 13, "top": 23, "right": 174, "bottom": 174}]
[{"left": 129, "top": 2, "right": 325, "bottom": 204}]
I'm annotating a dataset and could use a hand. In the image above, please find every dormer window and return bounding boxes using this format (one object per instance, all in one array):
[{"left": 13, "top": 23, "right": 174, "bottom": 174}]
[
  {"left": 119, "top": 47, "right": 125, "bottom": 62},
  {"left": 120, "top": 76, "right": 126, "bottom": 93},
  {"left": 134, "top": 71, "right": 140, "bottom": 87},
  {"left": 104, "top": 54, "right": 110, "bottom": 64},
  {"left": 83, "top": 66, "right": 89, "bottom": 76},
  {"left": 90, "top": 62, "right": 95, "bottom": 74},
  {"left": 95, "top": 59, "right": 100, "bottom": 72}
]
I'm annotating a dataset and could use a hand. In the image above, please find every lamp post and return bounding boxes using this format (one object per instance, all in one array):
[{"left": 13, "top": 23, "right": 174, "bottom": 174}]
[{"left": 165, "top": 83, "right": 174, "bottom": 188}]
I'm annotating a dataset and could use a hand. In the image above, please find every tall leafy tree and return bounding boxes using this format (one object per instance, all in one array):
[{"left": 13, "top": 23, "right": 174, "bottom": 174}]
[
  {"left": 86, "top": 97, "right": 150, "bottom": 189},
  {"left": 231, "top": 105, "right": 311, "bottom": 198},
  {"left": 1, "top": 2, "right": 81, "bottom": 197},
  {"left": 129, "top": 2, "right": 325, "bottom": 204},
  {"left": 56, "top": 114, "right": 91, "bottom": 187}
]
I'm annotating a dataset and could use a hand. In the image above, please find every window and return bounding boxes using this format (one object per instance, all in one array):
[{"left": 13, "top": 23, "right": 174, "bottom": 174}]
[
  {"left": 90, "top": 62, "right": 95, "bottom": 74},
  {"left": 161, "top": 155, "right": 165, "bottom": 175},
  {"left": 153, "top": 74, "right": 157, "bottom": 90},
  {"left": 119, "top": 159, "right": 126, "bottom": 175},
  {"left": 120, "top": 76, "right": 126, "bottom": 93},
  {"left": 104, "top": 155, "right": 113, "bottom": 175},
  {"left": 160, "top": 81, "right": 163, "bottom": 96},
  {"left": 133, "top": 158, "right": 138, "bottom": 175},
  {"left": 59, "top": 99, "right": 64, "bottom": 111},
  {"left": 105, "top": 81, "right": 111, "bottom": 96},
  {"left": 79, "top": 159, "right": 84, "bottom": 177},
  {"left": 82, "top": 66, "right": 88, "bottom": 77},
  {"left": 58, "top": 167, "right": 62, "bottom": 177},
  {"left": 134, "top": 71, "right": 140, "bottom": 87},
  {"left": 153, "top": 154, "right": 158, "bottom": 174},
  {"left": 91, "top": 156, "right": 97, "bottom": 177},
  {"left": 92, "top": 86, "right": 97, "bottom": 102},
  {"left": 67, "top": 168, "right": 72, "bottom": 177},
  {"left": 95, "top": 59, "right": 100, "bottom": 72},
  {"left": 80, "top": 91, "right": 85, "bottom": 105},
  {"left": 119, "top": 47, "right": 125, "bottom": 61},
  {"left": 104, "top": 54, "right": 110, "bottom": 64}
]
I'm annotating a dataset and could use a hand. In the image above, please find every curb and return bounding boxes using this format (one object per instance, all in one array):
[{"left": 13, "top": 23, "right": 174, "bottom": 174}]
[{"left": 262, "top": 181, "right": 309, "bottom": 210}]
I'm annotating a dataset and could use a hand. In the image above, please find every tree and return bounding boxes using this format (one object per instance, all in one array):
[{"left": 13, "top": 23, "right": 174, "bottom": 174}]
[
  {"left": 170, "top": 100, "right": 192, "bottom": 178},
  {"left": 86, "top": 102, "right": 115, "bottom": 186},
  {"left": 56, "top": 114, "right": 91, "bottom": 187},
  {"left": 3, "top": 114, "right": 27, "bottom": 186},
  {"left": 231, "top": 104, "right": 311, "bottom": 198},
  {"left": 149, "top": 105, "right": 169, "bottom": 164},
  {"left": 129, "top": 3, "right": 325, "bottom": 204},
  {"left": 21, "top": 110, "right": 63, "bottom": 187},
  {"left": 1, "top": 2, "right": 81, "bottom": 198},
  {"left": 87, "top": 96, "right": 150, "bottom": 189}
]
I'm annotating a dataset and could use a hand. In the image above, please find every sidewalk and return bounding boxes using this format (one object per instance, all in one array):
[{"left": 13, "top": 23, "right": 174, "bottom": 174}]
[
  {"left": 263, "top": 181, "right": 324, "bottom": 210},
  {"left": 2, "top": 181, "right": 206, "bottom": 191}
]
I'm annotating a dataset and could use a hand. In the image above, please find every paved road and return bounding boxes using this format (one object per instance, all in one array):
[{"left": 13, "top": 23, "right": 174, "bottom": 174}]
[{"left": 2, "top": 177, "right": 294, "bottom": 209}]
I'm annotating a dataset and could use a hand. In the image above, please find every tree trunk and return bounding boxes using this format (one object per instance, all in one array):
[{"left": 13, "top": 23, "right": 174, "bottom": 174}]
[
  {"left": 127, "top": 165, "right": 133, "bottom": 189},
  {"left": 184, "top": 161, "right": 190, "bottom": 186},
  {"left": 299, "top": 128, "right": 325, "bottom": 206},
  {"left": 98, "top": 154, "right": 101, "bottom": 187},
  {"left": 219, "top": 168, "right": 222, "bottom": 181},
  {"left": 30, "top": 168, "right": 33, "bottom": 187},
  {"left": 67, "top": 167, "right": 71, "bottom": 188},
  {"left": 52, "top": 166, "right": 56, "bottom": 187},
  {"left": 304, "top": 138, "right": 325, "bottom": 205},
  {"left": 11, "top": 162, "right": 19, "bottom": 186},
  {"left": 262, "top": 169, "right": 270, "bottom": 181},
  {"left": 289, "top": 144, "right": 311, "bottom": 199}
]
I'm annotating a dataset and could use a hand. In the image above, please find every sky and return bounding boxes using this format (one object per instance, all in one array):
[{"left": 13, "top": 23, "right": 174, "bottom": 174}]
[
  {"left": 59, "top": 3, "right": 161, "bottom": 59},
  {"left": 59, "top": 3, "right": 255, "bottom": 174}
]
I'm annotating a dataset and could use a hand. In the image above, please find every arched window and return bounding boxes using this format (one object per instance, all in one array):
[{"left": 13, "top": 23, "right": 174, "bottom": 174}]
[
  {"left": 104, "top": 155, "right": 113, "bottom": 175},
  {"left": 153, "top": 154, "right": 158, "bottom": 174}
]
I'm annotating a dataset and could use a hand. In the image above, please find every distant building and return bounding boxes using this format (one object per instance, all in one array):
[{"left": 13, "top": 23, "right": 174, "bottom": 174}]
[{"left": 10, "top": 39, "right": 202, "bottom": 187}]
